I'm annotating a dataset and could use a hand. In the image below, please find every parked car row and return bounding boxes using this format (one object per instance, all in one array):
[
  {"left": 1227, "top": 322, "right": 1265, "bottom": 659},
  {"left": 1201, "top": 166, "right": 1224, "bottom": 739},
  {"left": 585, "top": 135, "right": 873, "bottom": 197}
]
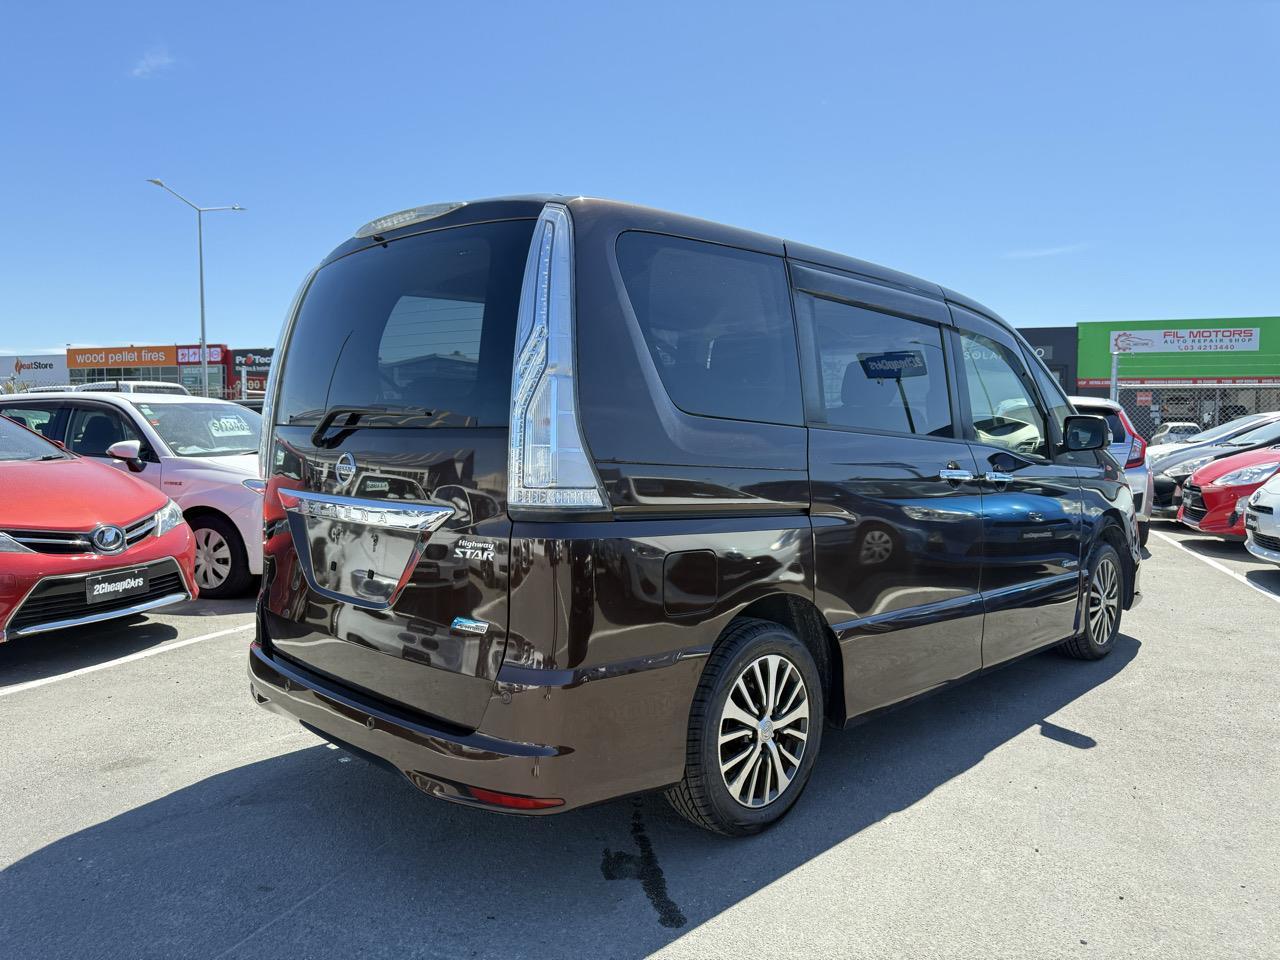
[
  {"left": 0, "top": 391, "right": 264, "bottom": 599},
  {"left": 0, "top": 414, "right": 197, "bottom": 641}
]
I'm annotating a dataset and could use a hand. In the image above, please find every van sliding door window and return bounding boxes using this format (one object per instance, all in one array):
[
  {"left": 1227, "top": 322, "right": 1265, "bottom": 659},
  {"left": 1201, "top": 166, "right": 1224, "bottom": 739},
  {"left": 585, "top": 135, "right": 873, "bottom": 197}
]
[
  {"left": 615, "top": 232, "right": 803, "bottom": 426},
  {"left": 795, "top": 295, "right": 953, "bottom": 438}
]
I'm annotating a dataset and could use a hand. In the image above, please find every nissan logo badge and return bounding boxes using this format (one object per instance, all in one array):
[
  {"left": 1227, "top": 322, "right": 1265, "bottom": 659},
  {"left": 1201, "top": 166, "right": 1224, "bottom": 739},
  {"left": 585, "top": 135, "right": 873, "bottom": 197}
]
[
  {"left": 334, "top": 452, "right": 358, "bottom": 487},
  {"left": 91, "top": 524, "right": 126, "bottom": 554}
]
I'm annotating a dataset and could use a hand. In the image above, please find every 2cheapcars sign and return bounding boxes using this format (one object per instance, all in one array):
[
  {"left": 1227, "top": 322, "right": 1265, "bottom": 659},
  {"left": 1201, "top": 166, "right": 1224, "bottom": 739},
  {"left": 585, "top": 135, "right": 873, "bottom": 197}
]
[
  {"left": 1077, "top": 317, "right": 1280, "bottom": 387},
  {"left": 1111, "top": 328, "right": 1261, "bottom": 354}
]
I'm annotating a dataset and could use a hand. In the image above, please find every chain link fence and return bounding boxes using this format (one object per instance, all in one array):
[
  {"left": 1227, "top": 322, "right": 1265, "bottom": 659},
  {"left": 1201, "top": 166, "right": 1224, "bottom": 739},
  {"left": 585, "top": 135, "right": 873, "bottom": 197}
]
[{"left": 1114, "top": 383, "right": 1280, "bottom": 441}]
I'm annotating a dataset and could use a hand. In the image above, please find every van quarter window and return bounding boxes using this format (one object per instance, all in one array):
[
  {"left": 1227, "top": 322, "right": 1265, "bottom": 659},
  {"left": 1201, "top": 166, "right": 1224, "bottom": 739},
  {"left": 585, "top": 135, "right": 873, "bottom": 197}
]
[
  {"left": 796, "top": 295, "right": 953, "bottom": 437},
  {"left": 615, "top": 232, "right": 802, "bottom": 426}
]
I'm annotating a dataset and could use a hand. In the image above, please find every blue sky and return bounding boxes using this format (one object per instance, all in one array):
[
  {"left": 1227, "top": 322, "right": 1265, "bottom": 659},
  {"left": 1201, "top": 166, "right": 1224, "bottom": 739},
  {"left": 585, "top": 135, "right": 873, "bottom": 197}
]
[{"left": 1, "top": 1, "right": 1277, "bottom": 354}]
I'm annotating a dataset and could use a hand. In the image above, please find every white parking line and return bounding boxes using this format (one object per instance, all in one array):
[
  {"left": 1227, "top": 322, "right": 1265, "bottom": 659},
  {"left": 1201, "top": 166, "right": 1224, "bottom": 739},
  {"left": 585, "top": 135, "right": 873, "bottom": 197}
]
[
  {"left": 0, "top": 622, "right": 254, "bottom": 699},
  {"left": 1150, "top": 529, "right": 1280, "bottom": 606}
]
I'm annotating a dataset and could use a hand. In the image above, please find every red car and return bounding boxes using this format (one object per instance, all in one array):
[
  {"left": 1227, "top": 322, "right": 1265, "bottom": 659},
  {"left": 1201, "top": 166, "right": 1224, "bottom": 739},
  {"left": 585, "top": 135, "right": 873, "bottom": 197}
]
[
  {"left": 0, "top": 415, "right": 197, "bottom": 642},
  {"left": 1178, "top": 445, "right": 1280, "bottom": 541}
]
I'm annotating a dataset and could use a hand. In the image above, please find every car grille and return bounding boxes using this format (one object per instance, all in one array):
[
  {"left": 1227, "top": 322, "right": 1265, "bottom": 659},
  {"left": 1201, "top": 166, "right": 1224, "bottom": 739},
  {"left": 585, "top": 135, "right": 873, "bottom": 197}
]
[
  {"left": 1, "top": 514, "right": 156, "bottom": 555},
  {"left": 1253, "top": 504, "right": 1275, "bottom": 516},
  {"left": 1182, "top": 484, "right": 1207, "bottom": 523},
  {"left": 6, "top": 559, "right": 185, "bottom": 633},
  {"left": 1253, "top": 531, "right": 1280, "bottom": 552}
]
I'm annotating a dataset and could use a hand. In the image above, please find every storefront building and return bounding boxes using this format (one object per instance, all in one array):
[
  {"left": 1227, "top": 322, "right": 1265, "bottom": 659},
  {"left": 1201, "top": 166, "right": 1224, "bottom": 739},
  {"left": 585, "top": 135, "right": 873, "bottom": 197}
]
[
  {"left": 4, "top": 353, "right": 70, "bottom": 391},
  {"left": 1076, "top": 317, "right": 1280, "bottom": 425},
  {"left": 1015, "top": 326, "right": 1078, "bottom": 390},
  {"left": 66, "top": 344, "right": 232, "bottom": 395},
  {"left": 229, "top": 347, "right": 274, "bottom": 397},
  {"left": 1076, "top": 317, "right": 1280, "bottom": 389}
]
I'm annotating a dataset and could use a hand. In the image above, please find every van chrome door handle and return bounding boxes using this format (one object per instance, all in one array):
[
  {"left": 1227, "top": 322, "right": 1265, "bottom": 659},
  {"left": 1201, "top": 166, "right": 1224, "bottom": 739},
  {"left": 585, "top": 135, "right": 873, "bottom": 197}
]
[
  {"left": 985, "top": 471, "right": 1015, "bottom": 486},
  {"left": 938, "top": 468, "right": 974, "bottom": 483}
]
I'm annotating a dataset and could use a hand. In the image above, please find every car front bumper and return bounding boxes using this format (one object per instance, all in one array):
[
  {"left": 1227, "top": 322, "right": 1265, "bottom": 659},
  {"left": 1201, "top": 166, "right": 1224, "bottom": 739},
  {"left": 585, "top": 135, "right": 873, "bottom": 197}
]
[
  {"left": 1245, "top": 505, "right": 1280, "bottom": 566},
  {"left": 0, "top": 526, "right": 196, "bottom": 642}
]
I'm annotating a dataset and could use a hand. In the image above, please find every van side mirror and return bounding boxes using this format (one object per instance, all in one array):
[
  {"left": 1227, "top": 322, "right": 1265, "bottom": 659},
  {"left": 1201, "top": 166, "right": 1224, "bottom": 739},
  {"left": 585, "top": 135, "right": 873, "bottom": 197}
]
[
  {"left": 1062, "top": 415, "right": 1108, "bottom": 452},
  {"left": 107, "top": 439, "right": 146, "bottom": 472}
]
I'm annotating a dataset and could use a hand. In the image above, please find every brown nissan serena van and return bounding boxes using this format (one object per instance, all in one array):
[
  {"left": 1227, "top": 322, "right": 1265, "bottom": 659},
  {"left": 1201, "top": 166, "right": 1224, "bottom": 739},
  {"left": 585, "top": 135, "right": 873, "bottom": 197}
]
[{"left": 249, "top": 196, "right": 1141, "bottom": 835}]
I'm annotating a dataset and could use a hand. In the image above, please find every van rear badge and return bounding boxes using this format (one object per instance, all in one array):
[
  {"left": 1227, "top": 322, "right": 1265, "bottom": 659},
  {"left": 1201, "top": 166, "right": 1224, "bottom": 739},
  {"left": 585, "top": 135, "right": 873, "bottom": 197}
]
[
  {"left": 451, "top": 617, "right": 490, "bottom": 636},
  {"left": 334, "top": 452, "right": 357, "bottom": 486}
]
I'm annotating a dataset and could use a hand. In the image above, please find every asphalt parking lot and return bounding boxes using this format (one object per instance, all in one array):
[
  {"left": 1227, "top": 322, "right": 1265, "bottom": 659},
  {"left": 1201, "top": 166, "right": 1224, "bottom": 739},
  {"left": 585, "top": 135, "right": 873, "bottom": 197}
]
[{"left": 2, "top": 527, "right": 1277, "bottom": 960}]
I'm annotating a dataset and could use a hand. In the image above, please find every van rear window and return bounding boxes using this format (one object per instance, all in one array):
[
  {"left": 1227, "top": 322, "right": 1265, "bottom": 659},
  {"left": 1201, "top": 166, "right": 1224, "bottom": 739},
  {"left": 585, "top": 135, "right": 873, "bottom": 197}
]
[
  {"left": 616, "top": 232, "right": 802, "bottom": 426},
  {"left": 275, "top": 219, "right": 536, "bottom": 428}
]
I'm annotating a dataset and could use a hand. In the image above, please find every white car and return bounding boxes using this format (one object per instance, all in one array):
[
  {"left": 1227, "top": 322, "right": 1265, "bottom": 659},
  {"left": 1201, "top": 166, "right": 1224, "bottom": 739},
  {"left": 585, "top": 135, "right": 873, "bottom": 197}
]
[
  {"left": 1244, "top": 472, "right": 1280, "bottom": 567},
  {"left": 0, "top": 391, "right": 263, "bottom": 598}
]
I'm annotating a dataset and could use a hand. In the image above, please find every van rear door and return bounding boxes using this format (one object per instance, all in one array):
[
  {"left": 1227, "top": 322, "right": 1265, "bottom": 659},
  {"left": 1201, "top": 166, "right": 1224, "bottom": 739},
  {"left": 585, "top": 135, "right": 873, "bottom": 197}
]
[{"left": 261, "top": 217, "right": 536, "bottom": 730}]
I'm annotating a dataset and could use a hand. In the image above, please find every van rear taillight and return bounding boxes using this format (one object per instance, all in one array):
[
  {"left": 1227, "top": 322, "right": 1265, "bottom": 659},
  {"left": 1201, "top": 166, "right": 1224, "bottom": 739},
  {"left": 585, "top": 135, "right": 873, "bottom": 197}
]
[{"left": 507, "top": 203, "right": 607, "bottom": 512}]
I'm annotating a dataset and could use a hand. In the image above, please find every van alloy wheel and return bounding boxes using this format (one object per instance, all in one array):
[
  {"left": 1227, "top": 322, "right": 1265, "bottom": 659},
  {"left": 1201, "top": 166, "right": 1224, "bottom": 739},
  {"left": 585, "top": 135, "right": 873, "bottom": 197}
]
[
  {"left": 194, "top": 527, "right": 232, "bottom": 589},
  {"left": 1087, "top": 555, "right": 1120, "bottom": 645},
  {"left": 718, "top": 653, "right": 810, "bottom": 809}
]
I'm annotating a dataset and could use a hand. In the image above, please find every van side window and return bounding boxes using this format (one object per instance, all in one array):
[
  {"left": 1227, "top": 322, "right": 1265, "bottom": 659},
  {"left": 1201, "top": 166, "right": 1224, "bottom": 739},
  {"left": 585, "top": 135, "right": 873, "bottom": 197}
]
[
  {"left": 1024, "top": 348, "right": 1073, "bottom": 440},
  {"left": 795, "top": 294, "right": 953, "bottom": 438},
  {"left": 615, "top": 232, "right": 802, "bottom": 426},
  {"left": 959, "top": 332, "right": 1049, "bottom": 459}
]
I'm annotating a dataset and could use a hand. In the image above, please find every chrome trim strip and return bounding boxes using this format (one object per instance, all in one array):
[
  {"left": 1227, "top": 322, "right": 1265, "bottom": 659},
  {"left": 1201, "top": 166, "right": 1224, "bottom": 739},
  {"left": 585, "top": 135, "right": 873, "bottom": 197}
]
[
  {"left": 277, "top": 489, "right": 453, "bottom": 532},
  {"left": 9, "top": 592, "right": 191, "bottom": 640},
  {"left": 278, "top": 490, "right": 452, "bottom": 610}
]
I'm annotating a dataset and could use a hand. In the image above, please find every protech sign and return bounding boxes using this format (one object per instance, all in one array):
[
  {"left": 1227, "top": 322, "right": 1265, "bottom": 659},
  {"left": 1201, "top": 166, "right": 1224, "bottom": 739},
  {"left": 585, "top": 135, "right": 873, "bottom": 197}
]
[{"left": 1111, "top": 327, "right": 1261, "bottom": 354}]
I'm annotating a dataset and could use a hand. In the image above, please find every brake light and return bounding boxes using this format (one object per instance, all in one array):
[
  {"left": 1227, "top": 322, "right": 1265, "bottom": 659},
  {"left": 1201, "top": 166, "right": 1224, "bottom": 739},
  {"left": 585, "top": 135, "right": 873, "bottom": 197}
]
[
  {"left": 1117, "top": 408, "right": 1147, "bottom": 468},
  {"left": 467, "top": 786, "right": 565, "bottom": 810},
  {"left": 507, "top": 203, "right": 606, "bottom": 512}
]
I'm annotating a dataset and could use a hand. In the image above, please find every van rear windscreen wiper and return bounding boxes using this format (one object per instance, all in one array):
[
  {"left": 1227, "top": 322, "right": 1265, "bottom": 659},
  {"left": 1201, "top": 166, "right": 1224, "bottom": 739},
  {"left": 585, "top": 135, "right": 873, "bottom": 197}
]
[{"left": 310, "top": 404, "right": 435, "bottom": 448}]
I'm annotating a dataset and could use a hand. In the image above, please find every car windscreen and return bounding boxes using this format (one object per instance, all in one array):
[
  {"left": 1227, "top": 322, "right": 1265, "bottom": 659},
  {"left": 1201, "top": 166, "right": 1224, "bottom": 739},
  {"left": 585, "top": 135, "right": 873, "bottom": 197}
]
[
  {"left": 0, "top": 415, "right": 68, "bottom": 462},
  {"left": 274, "top": 219, "right": 536, "bottom": 429},
  {"left": 1223, "top": 419, "right": 1280, "bottom": 447},
  {"left": 1184, "top": 414, "right": 1270, "bottom": 444},
  {"left": 131, "top": 402, "right": 261, "bottom": 457}
]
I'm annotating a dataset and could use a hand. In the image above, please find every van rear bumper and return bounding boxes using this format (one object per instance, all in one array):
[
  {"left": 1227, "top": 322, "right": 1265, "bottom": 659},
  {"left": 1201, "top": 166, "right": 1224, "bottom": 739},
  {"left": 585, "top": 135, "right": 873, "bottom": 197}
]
[{"left": 248, "top": 639, "right": 702, "bottom": 814}]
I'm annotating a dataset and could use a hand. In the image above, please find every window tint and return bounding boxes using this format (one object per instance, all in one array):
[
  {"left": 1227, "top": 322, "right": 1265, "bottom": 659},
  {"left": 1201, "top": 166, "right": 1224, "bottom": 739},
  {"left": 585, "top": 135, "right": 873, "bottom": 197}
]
[
  {"left": 275, "top": 219, "right": 536, "bottom": 428},
  {"left": 66, "top": 406, "right": 140, "bottom": 457},
  {"left": 796, "top": 295, "right": 953, "bottom": 437},
  {"left": 0, "top": 404, "right": 58, "bottom": 438},
  {"left": 959, "top": 332, "right": 1049, "bottom": 458},
  {"left": 616, "top": 232, "right": 801, "bottom": 425}
]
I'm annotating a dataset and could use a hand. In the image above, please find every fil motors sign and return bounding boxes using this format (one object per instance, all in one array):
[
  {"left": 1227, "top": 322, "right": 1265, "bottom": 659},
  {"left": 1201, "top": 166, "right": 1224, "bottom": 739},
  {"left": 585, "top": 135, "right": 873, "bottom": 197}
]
[{"left": 1111, "top": 327, "right": 1261, "bottom": 354}]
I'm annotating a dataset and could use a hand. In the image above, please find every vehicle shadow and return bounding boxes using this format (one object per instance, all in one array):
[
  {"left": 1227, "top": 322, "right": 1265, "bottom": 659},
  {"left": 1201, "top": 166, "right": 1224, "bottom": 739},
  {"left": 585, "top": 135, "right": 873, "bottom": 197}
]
[
  {"left": 0, "top": 635, "right": 1139, "bottom": 960},
  {"left": 0, "top": 597, "right": 253, "bottom": 688},
  {"left": 0, "top": 616, "right": 179, "bottom": 687}
]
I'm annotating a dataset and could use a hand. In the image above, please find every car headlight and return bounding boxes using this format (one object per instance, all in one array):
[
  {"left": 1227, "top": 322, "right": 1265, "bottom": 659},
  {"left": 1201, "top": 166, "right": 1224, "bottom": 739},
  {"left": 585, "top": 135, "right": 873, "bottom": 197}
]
[
  {"left": 1167, "top": 455, "right": 1212, "bottom": 478},
  {"left": 0, "top": 531, "right": 34, "bottom": 554},
  {"left": 242, "top": 478, "right": 266, "bottom": 493},
  {"left": 154, "top": 499, "right": 185, "bottom": 537},
  {"left": 1214, "top": 463, "right": 1280, "bottom": 488}
]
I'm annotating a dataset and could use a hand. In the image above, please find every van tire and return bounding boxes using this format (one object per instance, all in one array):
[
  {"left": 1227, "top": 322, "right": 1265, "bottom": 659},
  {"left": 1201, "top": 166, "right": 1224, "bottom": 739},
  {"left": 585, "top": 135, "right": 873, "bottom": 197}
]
[
  {"left": 666, "top": 618, "right": 823, "bottom": 836},
  {"left": 1060, "top": 542, "right": 1123, "bottom": 660}
]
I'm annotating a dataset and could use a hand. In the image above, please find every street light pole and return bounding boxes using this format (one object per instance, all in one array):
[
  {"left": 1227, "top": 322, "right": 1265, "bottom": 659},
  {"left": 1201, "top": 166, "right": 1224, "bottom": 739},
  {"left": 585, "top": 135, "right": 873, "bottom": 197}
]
[{"left": 146, "top": 179, "right": 244, "bottom": 397}]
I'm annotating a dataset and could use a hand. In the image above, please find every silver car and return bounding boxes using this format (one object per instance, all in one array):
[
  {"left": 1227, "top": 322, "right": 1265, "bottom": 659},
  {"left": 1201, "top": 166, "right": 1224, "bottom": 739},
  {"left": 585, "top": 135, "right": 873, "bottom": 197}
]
[
  {"left": 1071, "top": 396, "right": 1153, "bottom": 547},
  {"left": 1244, "top": 472, "right": 1280, "bottom": 566}
]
